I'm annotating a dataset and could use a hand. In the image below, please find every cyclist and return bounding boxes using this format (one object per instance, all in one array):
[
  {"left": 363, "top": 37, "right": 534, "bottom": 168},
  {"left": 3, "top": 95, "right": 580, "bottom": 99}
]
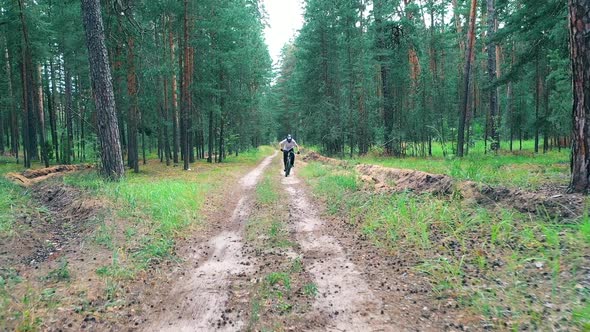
[{"left": 279, "top": 134, "right": 300, "bottom": 171}]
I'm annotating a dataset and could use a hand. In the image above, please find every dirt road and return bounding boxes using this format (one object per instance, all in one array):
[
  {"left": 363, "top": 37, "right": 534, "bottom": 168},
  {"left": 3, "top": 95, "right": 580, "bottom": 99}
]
[
  {"left": 142, "top": 154, "right": 445, "bottom": 331},
  {"left": 146, "top": 153, "right": 276, "bottom": 331}
]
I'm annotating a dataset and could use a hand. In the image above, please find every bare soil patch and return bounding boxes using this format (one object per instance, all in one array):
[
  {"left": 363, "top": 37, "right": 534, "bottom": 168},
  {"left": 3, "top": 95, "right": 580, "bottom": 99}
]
[{"left": 0, "top": 180, "right": 102, "bottom": 269}]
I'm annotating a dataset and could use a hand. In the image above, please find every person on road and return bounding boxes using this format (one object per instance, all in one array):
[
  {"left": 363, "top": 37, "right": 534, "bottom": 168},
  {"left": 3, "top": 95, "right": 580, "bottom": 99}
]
[{"left": 279, "top": 134, "right": 300, "bottom": 171}]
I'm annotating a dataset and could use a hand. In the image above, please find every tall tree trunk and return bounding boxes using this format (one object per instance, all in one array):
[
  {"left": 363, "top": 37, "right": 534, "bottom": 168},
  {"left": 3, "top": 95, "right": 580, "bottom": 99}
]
[
  {"left": 18, "top": 0, "right": 34, "bottom": 167},
  {"left": 36, "top": 65, "right": 49, "bottom": 167},
  {"left": 21, "top": 49, "right": 31, "bottom": 168},
  {"left": 127, "top": 36, "right": 139, "bottom": 173},
  {"left": 507, "top": 42, "right": 515, "bottom": 151},
  {"left": 162, "top": 32, "right": 171, "bottom": 166},
  {"left": 543, "top": 77, "right": 551, "bottom": 153},
  {"left": 163, "top": 80, "right": 171, "bottom": 165},
  {"left": 567, "top": 0, "right": 590, "bottom": 193},
  {"left": 457, "top": 0, "right": 477, "bottom": 157},
  {"left": 0, "top": 97, "right": 3, "bottom": 155},
  {"left": 64, "top": 66, "right": 74, "bottom": 164},
  {"left": 217, "top": 69, "right": 225, "bottom": 163},
  {"left": 47, "top": 60, "right": 59, "bottom": 161},
  {"left": 169, "top": 28, "right": 180, "bottom": 165},
  {"left": 208, "top": 108, "right": 213, "bottom": 163},
  {"left": 486, "top": 0, "right": 499, "bottom": 152},
  {"left": 3, "top": 44, "right": 16, "bottom": 158},
  {"left": 374, "top": 0, "right": 394, "bottom": 155},
  {"left": 81, "top": 0, "right": 125, "bottom": 180},
  {"left": 181, "top": 0, "right": 190, "bottom": 170},
  {"left": 534, "top": 56, "right": 541, "bottom": 153}
]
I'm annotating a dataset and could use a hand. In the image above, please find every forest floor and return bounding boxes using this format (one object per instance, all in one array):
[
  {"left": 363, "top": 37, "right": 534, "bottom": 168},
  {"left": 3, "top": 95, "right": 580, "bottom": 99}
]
[{"left": 1, "top": 148, "right": 589, "bottom": 331}]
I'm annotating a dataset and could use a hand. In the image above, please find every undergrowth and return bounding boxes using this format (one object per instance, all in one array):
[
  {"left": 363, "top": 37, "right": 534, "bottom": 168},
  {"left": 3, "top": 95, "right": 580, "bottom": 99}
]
[{"left": 300, "top": 161, "right": 590, "bottom": 330}]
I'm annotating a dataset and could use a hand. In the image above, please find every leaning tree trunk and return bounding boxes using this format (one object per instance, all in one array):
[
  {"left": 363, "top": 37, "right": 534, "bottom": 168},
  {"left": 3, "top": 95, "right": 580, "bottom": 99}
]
[
  {"left": 568, "top": 0, "right": 590, "bottom": 193},
  {"left": 80, "top": 0, "right": 124, "bottom": 181}
]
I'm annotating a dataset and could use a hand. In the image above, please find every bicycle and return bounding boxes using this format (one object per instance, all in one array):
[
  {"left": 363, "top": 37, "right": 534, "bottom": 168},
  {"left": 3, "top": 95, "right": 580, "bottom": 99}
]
[{"left": 283, "top": 149, "right": 299, "bottom": 177}]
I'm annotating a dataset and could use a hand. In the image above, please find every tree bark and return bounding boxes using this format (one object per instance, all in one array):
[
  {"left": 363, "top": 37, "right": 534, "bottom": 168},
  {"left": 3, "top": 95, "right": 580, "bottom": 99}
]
[
  {"left": 457, "top": 0, "right": 477, "bottom": 157},
  {"left": 374, "top": 0, "right": 394, "bottom": 155},
  {"left": 486, "top": 0, "right": 499, "bottom": 152},
  {"left": 182, "top": 0, "right": 191, "bottom": 170},
  {"left": 64, "top": 65, "right": 74, "bottom": 164},
  {"left": 47, "top": 60, "right": 59, "bottom": 161},
  {"left": 208, "top": 107, "right": 213, "bottom": 163},
  {"left": 2, "top": 44, "right": 14, "bottom": 157},
  {"left": 568, "top": 0, "right": 590, "bottom": 193},
  {"left": 35, "top": 65, "right": 49, "bottom": 166},
  {"left": 81, "top": 0, "right": 125, "bottom": 180},
  {"left": 169, "top": 28, "right": 180, "bottom": 165},
  {"left": 127, "top": 36, "right": 139, "bottom": 173}
]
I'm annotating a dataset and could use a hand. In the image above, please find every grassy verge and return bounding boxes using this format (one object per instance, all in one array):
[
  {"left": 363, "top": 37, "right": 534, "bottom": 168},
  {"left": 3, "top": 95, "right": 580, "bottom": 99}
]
[
  {"left": 242, "top": 166, "right": 316, "bottom": 331},
  {"left": 308, "top": 140, "right": 571, "bottom": 190},
  {"left": 62, "top": 146, "right": 274, "bottom": 297},
  {"left": 0, "top": 160, "right": 36, "bottom": 237},
  {"left": 300, "top": 161, "right": 590, "bottom": 330}
]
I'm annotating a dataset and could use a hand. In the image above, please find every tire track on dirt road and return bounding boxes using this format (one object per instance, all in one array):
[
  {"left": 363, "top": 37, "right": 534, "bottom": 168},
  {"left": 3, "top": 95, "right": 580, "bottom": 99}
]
[
  {"left": 147, "top": 153, "right": 276, "bottom": 332},
  {"left": 281, "top": 169, "right": 397, "bottom": 331}
]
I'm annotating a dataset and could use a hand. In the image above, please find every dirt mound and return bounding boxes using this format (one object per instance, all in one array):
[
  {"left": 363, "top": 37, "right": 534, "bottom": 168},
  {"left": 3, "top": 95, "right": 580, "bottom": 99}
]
[
  {"left": 33, "top": 182, "right": 102, "bottom": 223},
  {"left": 309, "top": 154, "right": 583, "bottom": 220},
  {"left": 357, "top": 164, "right": 455, "bottom": 195},
  {"left": 6, "top": 164, "right": 93, "bottom": 187},
  {"left": 303, "top": 151, "right": 349, "bottom": 167},
  {"left": 457, "top": 181, "right": 583, "bottom": 219},
  {"left": 0, "top": 182, "right": 102, "bottom": 267}
]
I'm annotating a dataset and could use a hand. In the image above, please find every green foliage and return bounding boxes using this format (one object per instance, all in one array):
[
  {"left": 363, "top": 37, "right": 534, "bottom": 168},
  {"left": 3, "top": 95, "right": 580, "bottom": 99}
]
[
  {"left": 302, "top": 283, "right": 318, "bottom": 297},
  {"left": 0, "top": 178, "right": 26, "bottom": 236},
  {"left": 44, "top": 260, "right": 71, "bottom": 283},
  {"left": 256, "top": 177, "right": 279, "bottom": 204},
  {"left": 269, "top": 0, "right": 571, "bottom": 160}
]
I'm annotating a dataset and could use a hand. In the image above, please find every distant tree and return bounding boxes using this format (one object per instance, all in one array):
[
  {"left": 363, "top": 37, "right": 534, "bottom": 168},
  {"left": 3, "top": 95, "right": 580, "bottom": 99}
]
[
  {"left": 487, "top": 0, "right": 499, "bottom": 151},
  {"left": 457, "top": 0, "right": 478, "bottom": 157},
  {"left": 80, "top": 0, "right": 125, "bottom": 180}
]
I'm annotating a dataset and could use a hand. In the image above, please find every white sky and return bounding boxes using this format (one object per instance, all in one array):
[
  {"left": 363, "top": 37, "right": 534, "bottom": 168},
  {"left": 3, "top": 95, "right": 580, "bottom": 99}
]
[{"left": 261, "top": 0, "right": 304, "bottom": 66}]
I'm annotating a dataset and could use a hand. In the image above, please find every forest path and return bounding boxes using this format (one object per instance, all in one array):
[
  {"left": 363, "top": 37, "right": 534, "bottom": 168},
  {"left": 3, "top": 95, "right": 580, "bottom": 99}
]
[
  {"left": 145, "top": 152, "right": 276, "bottom": 331},
  {"left": 280, "top": 168, "right": 396, "bottom": 331},
  {"left": 144, "top": 154, "right": 442, "bottom": 331}
]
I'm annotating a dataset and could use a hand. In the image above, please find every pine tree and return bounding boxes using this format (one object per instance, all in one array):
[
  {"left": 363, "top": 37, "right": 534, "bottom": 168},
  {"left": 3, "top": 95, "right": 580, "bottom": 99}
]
[{"left": 80, "top": 0, "right": 125, "bottom": 180}]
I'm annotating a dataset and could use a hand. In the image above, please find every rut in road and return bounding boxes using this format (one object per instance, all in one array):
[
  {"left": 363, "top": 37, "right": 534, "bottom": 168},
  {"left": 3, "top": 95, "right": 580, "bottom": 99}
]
[
  {"left": 282, "top": 169, "right": 397, "bottom": 331},
  {"left": 147, "top": 153, "right": 276, "bottom": 331}
]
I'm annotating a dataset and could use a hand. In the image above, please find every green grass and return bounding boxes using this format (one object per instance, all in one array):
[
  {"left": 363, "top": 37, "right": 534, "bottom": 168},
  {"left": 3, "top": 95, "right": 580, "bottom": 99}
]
[
  {"left": 0, "top": 178, "right": 27, "bottom": 236},
  {"left": 44, "top": 259, "right": 71, "bottom": 283},
  {"left": 61, "top": 147, "right": 273, "bottom": 299},
  {"left": 300, "top": 161, "right": 590, "bottom": 330},
  {"left": 256, "top": 177, "right": 279, "bottom": 204},
  {"left": 0, "top": 147, "right": 274, "bottom": 329},
  {"left": 327, "top": 140, "right": 571, "bottom": 190},
  {"left": 247, "top": 170, "right": 293, "bottom": 250},
  {"left": 0, "top": 160, "right": 34, "bottom": 236}
]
